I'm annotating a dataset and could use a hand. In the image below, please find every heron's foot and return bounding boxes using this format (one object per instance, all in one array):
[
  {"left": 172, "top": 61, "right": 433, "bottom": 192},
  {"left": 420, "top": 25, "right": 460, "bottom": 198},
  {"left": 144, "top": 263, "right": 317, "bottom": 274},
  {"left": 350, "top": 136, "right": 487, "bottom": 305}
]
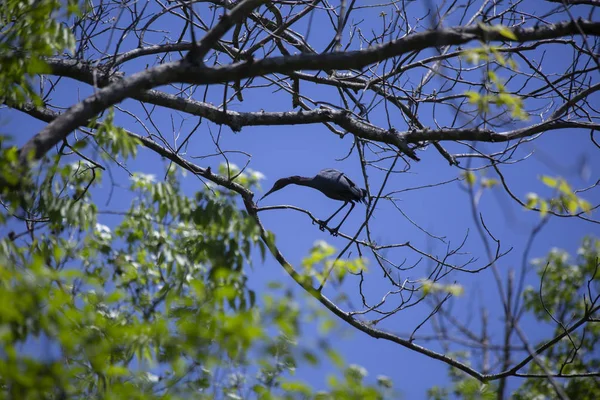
[
  {"left": 316, "top": 220, "right": 328, "bottom": 231},
  {"left": 328, "top": 227, "right": 340, "bottom": 237}
]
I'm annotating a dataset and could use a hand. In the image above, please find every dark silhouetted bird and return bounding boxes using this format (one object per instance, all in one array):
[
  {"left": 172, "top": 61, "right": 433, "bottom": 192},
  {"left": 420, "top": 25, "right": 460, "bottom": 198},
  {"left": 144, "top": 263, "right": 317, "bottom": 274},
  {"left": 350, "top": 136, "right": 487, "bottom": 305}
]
[{"left": 260, "top": 168, "right": 368, "bottom": 235}]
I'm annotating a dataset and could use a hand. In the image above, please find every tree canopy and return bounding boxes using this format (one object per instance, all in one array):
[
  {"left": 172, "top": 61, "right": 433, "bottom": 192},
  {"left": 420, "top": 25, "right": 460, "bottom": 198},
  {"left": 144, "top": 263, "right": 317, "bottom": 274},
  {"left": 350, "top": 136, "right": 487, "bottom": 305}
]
[{"left": 1, "top": 0, "right": 599, "bottom": 398}]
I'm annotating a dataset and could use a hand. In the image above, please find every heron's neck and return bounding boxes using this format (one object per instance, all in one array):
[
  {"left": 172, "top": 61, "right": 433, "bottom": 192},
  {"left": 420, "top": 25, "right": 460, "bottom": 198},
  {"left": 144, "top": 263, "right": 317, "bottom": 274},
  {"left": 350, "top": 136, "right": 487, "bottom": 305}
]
[{"left": 290, "top": 176, "right": 314, "bottom": 187}]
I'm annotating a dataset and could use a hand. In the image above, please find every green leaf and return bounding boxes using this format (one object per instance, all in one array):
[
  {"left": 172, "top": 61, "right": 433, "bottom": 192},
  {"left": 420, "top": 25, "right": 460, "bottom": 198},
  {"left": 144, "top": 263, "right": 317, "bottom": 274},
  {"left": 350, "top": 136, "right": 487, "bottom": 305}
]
[
  {"left": 462, "top": 171, "right": 477, "bottom": 187},
  {"left": 541, "top": 175, "right": 558, "bottom": 188},
  {"left": 326, "top": 348, "right": 345, "bottom": 368},
  {"left": 566, "top": 199, "right": 578, "bottom": 215},
  {"left": 281, "top": 380, "right": 313, "bottom": 395},
  {"left": 495, "top": 25, "right": 518, "bottom": 40},
  {"left": 465, "top": 91, "right": 481, "bottom": 104},
  {"left": 421, "top": 280, "right": 464, "bottom": 296},
  {"left": 557, "top": 179, "right": 573, "bottom": 196},
  {"left": 447, "top": 284, "right": 465, "bottom": 296},
  {"left": 481, "top": 178, "right": 498, "bottom": 189},
  {"left": 539, "top": 200, "right": 549, "bottom": 217},
  {"left": 422, "top": 280, "right": 432, "bottom": 296},
  {"left": 579, "top": 199, "right": 592, "bottom": 214}
]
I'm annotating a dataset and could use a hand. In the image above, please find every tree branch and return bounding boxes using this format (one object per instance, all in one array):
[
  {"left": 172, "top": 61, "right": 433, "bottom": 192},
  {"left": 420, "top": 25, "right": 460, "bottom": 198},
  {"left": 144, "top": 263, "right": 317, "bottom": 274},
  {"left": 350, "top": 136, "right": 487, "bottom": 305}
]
[
  {"left": 18, "top": 19, "right": 600, "bottom": 165},
  {"left": 13, "top": 101, "right": 600, "bottom": 384}
]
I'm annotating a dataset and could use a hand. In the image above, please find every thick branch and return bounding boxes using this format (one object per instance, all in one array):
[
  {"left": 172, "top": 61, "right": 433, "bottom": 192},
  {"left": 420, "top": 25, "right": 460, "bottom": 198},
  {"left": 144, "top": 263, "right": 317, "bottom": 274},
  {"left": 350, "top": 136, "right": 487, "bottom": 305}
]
[
  {"left": 19, "top": 19, "right": 600, "bottom": 164},
  {"left": 175, "top": 20, "right": 600, "bottom": 85},
  {"left": 18, "top": 61, "right": 183, "bottom": 163},
  {"left": 37, "top": 60, "right": 600, "bottom": 154},
  {"left": 403, "top": 121, "right": 600, "bottom": 142}
]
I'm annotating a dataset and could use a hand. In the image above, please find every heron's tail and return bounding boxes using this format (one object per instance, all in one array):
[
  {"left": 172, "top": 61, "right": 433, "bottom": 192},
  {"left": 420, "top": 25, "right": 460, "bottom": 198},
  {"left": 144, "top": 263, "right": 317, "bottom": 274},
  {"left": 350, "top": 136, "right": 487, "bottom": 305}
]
[{"left": 360, "top": 188, "right": 368, "bottom": 204}]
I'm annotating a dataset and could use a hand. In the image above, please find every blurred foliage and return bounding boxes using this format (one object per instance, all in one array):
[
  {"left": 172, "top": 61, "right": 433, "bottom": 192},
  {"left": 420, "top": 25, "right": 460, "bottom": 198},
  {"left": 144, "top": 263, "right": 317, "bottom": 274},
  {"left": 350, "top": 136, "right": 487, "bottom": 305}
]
[
  {"left": 462, "top": 26, "right": 528, "bottom": 121},
  {"left": 421, "top": 280, "right": 464, "bottom": 297},
  {"left": 0, "top": 0, "right": 78, "bottom": 105},
  {"left": 460, "top": 171, "right": 498, "bottom": 191},
  {"left": 0, "top": 131, "right": 393, "bottom": 398},
  {"left": 460, "top": 170, "right": 592, "bottom": 219},
  {"left": 301, "top": 240, "right": 367, "bottom": 287},
  {"left": 427, "top": 352, "right": 497, "bottom": 400},
  {"left": 93, "top": 108, "right": 142, "bottom": 161},
  {"left": 217, "top": 163, "right": 265, "bottom": 193},
  {"left": 526, "top": 175, "right": 592, "bottom": 217}
]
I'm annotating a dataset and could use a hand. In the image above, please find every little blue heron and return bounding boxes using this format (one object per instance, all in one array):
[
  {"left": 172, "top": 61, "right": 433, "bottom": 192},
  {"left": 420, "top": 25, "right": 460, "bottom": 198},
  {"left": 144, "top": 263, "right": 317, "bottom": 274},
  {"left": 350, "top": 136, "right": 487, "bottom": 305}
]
[{"left": 259, "top": 169, "right": 368, "bottom": 235}]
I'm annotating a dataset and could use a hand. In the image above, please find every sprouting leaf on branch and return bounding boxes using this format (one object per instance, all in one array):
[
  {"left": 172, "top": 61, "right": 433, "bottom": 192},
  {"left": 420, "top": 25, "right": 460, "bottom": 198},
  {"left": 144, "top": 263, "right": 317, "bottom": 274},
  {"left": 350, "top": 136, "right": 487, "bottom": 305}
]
[
  {"left": 481, "top": 178, "right": 498, "bottom": 188},
  {"left": 462, "top": 38, "right": 528, "bottom": 121},
  {"left": 422, "top": 280, "right": 464, "bottom": 297},
  {"left": 492, "top": 25, "right": 518, "bottom": 41},
  {"left": 527, "top": 176, "right": 594, "bottom": 217},
  {"left": 460, "top": 171, "right": 498, "bottom": 191},
  {"left": 302, "top": 241, "right": 367, "bottom": 286},
  {"left": 461, "top": 171, "right": 477, "bottom": 187}
]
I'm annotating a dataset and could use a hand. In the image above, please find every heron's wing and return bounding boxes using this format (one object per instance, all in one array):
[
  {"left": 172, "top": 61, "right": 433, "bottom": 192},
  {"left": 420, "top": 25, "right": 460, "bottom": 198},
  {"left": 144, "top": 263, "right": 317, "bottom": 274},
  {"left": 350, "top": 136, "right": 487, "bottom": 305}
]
[
  {"left": 342, "top": 174, "right": 358, "bottom": 188},
  {"left": 342, "top": 174, "right": 368, "bottom": 203},
  {"left": 318, "top": 168, "right": 343, "bottom": 178},
  {"left": 317, "top": 169, "right": 347, "bottom": 186},
  {"left": 319, "top": 169, "right": 359, "bottom": 190}
]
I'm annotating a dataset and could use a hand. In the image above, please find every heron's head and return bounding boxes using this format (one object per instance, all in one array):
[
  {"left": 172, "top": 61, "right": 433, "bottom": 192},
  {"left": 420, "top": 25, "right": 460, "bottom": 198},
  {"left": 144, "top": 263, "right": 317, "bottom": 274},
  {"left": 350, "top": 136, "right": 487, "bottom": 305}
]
[{"left": 259, "top": 176, "right": 300, "bottom": 201}]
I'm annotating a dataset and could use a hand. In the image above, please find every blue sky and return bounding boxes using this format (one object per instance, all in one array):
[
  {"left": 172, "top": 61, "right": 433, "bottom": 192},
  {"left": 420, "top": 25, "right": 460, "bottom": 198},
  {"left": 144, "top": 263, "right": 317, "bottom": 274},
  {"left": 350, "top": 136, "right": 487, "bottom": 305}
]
[{"left": 2, "top": 1, "right": 599, "bottom": 397}]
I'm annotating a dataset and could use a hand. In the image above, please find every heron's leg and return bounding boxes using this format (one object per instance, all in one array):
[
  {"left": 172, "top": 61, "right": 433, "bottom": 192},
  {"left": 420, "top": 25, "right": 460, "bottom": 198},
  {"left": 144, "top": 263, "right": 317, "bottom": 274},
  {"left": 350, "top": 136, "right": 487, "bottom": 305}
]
[
  {"left": 316, "top": 202, "right": 347, "bottom": 231},
  {"left": 329, "top": 202, "right": 355, "bottom": 236}
]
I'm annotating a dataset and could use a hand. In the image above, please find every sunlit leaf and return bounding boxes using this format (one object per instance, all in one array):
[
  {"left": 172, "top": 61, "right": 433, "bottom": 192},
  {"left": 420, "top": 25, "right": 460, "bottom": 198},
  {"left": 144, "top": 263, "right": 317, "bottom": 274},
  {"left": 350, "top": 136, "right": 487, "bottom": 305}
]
[
  {"left": 539, "top": 200, "right": 549, "bottom": 217},
  {"left": 579, "top": 199, "right": 592, "bottom": 214},
  {"left": 462, "top": 171, "right": 477, "bottom": 187},
  {"left": 496, "top": 25, "right": 518, "bottom": 40},
  {"left": 541, "top": 175, "right": 558, "bottom": 188}
]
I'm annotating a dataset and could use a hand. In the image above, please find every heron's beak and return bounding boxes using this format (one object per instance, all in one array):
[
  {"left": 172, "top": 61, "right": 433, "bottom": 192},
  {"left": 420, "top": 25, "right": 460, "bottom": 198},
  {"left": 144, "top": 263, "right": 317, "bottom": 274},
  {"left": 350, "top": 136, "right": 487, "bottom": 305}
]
[
  {"left": 259, "top": 178, "right": 292, "bottom": 202},
  {"left": 258, "top": 184, "right": 283, "bottom": 201},
  {"left": 259, "top": 189, "right": 275, "bottom": 202}
]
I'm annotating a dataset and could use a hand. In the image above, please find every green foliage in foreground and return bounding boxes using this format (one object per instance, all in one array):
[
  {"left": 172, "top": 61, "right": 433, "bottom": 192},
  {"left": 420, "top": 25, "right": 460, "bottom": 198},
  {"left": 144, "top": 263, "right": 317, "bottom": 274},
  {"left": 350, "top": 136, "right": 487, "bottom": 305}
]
[
  {"left": 0, "top": 140, "right": 393, "bottom": 399},
  {"left": 0, "top": 0, "right": 78, "bottom": 105}
]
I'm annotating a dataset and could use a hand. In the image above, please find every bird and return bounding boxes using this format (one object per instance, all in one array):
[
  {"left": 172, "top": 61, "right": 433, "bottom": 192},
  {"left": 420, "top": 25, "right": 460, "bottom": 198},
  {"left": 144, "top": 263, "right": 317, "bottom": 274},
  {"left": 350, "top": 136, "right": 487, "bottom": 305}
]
[{"left": 259, "top": 168, "right": 368, "bottom": 236}]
